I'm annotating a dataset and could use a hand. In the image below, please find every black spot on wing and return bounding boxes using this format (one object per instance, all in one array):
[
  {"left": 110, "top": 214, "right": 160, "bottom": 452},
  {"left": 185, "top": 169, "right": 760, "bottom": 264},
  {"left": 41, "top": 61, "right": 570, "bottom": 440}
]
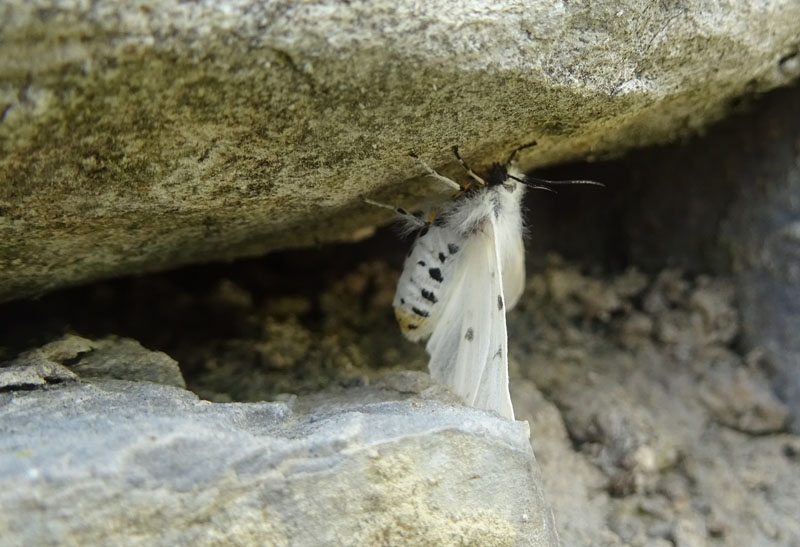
[
  {"left": 497, "top": 295, "right": 504, "bottom": 311},
  {"left": 429, "top": 268, "right": 443, "bottom": 282},
  {"left": 407, "top": 324, "right": 418, "bottom": 330},
  {"left": 417, "top": 260, "right": 426, "bottom": 267},
  {"left": 433, "top": 215, "right": 447, "bottom": 227},
  {"left": 447, "top": 243, "right": 460, "bottom": 254},
  {"left": 400, "top": 298, "right": 405, "bottom": 305},
  {"left": 493, "top": 346, "right": 503, "bottom": 360},
  {"left": 418, "top": 226, "right": 429, "bottom": 238},
  {"left": 412, "top": 306, "right": 429, "bottom": 318},
  {"left": 465, "top": 328, "right": 474, "bottom": 341},
  {"left": 421, "top": 289, "right": 438, "bottom": 303},
  {"left": 438, "top": 252, "right": 446, "bottom": 263}
]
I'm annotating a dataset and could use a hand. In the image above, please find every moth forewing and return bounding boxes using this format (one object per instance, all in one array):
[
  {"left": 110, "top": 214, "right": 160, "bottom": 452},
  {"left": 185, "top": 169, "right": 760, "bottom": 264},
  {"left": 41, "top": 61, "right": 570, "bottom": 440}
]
[
  {"left": 491, "top": 179, "right": 526, "bottom": 310},
  {"left": 425, "top": 213, "right": 515, "bottom": 420}
]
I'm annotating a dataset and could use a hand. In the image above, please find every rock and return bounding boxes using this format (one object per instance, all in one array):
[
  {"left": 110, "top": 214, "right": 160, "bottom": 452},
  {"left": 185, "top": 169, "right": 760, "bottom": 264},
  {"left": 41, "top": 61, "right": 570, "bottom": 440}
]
[
  {"left": 0, "top": 360, "right": 77, "bottom": 392},
  {"left": 67, "top": 336, "right": 187, "bottom": 388},
  {"left": 696, "top": 348, "right": 787, "bottom": 434},
  {"left": 0, "top": 378, "right": 557, "bottom": 546},
  {"left": 2, "top": 1, "right": 800, "bottom": 301},
  {"left": 1, "top": 334, "right": 186, "bottom": 389},
  {"left": 0, "top": 335, "right": 85, "bottom": 391},
  {"left": 722, "top": 92, "right": 800, "bottom": 431},
  {"left": 512, "top": 380, "right": 623, "bottom": 547},
  {"left": 512, "top": 264, "right": 800, "bottom": 546}
]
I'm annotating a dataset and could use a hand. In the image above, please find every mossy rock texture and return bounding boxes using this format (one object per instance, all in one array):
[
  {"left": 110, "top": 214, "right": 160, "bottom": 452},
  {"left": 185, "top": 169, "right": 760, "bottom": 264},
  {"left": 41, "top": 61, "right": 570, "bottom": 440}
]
[{"left": 1, "top": 0, "right": 799, "bottom": 301}]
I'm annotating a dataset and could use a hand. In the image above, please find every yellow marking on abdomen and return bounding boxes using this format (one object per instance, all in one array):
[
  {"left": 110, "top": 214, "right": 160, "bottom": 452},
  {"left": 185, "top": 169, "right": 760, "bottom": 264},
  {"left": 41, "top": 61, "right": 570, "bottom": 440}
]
[{"left": 394, "top": 305, "right": 428, "bottom": 334}]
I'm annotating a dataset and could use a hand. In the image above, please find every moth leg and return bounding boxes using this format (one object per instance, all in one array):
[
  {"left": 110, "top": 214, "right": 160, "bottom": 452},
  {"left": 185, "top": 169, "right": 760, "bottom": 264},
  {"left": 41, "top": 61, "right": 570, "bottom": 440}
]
[
  {"left": 408, "top": 151, "right": 463, "bottom": 191},
  {"left": 363, "top": 197, "right": 428, "bottom": 229},
  {"left": 451, "top": 146, "right": 486, "bottom": 186}
]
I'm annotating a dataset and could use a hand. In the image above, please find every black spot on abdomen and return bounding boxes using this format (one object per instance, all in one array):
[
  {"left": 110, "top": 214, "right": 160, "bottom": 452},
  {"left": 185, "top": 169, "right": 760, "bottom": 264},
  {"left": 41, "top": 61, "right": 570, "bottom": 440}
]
[
  {"left": 421, "top": 289, "right": 438, "bottom": 303},
  {"left": 429, "top": 268, "right": 443, "bottom": 282},
  {"left": 465, "top": 328, "right": 474, "bottom": 341},
  {"left": 447, "top": 243, "right": 460, "bottom": 254},
  {"left": 412, "top": 306, "right": 429, "bottom": 318},
  {"left": 497, "top": 295, "right": 504, "bottom": 310}
]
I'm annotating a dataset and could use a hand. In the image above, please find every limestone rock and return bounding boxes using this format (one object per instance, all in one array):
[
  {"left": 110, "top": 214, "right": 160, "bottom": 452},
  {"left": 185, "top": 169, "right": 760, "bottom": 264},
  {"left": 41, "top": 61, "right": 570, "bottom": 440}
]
[
  {"left": 66, "top": 335, "right": 187, "bottom": 388},
  {"left": 2, "top": 0, "right": 800, "bottom": 300},
  {"left": 0, "top": 359, "right": 77, "bottom": 392},
  {"left": 0, "top": 378, "right": 557, "bottom": 546},
  {"left": 1, "top": 334, "right": 186, "bottom": 389}
]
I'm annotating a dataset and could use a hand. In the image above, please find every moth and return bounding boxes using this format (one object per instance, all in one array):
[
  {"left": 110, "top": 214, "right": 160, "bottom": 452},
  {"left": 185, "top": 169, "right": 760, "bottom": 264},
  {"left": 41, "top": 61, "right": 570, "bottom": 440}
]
[{"left": 367, "top": 146, "right": 599, "bottom": 420}]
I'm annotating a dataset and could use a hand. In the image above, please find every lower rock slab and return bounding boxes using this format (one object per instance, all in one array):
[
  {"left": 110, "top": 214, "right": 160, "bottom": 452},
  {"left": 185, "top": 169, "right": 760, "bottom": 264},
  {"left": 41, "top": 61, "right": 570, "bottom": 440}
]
[{"left": 0, "top": 378, "right": 556, "bottom": 546}]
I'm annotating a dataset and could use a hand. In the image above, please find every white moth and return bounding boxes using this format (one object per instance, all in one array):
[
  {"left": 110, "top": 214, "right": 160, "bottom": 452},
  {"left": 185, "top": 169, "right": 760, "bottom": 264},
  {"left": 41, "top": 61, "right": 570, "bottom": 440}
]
[{"left": 367, "top": 147, "right": 528, "bottom": 420}]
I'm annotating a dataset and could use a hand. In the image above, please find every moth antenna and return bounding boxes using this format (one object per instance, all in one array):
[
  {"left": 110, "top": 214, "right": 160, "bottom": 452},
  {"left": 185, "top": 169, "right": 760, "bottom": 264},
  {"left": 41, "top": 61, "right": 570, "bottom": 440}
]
[
  {"left": 508, "top": 175, "right": 558, "bottom": 194},
  {"left": 451, "top": 146, "right": 486, "bottom": 186},
  {"left": 409, "top": 150, "right": 462, "bottom": 191},
  {"left": 507, "top": 174, "right": 556, "bottom": 193},
  {"left": 505, "top": 140, "right": 538, "bottom": 165},
  {"left": 526, "top": 176, "right": 605, "bottom": 188}
]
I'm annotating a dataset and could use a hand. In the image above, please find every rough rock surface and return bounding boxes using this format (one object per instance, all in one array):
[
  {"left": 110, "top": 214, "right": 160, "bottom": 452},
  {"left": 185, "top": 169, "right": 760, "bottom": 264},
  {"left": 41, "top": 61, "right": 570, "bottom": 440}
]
[
  {"left": 721, "top": 92, "right": 800, "bottom": 433},
  {"left": 0, "top": 374, "right": 557, "bottom": 547},
  {"left": 513, "top": 261, "right": 798, "bottom": 547},
  {"left": 2, "top": 0, "right": 800, "bottom": 300},
  {"left": 1, "top": 334, "right": 186, "bottom": 389}
]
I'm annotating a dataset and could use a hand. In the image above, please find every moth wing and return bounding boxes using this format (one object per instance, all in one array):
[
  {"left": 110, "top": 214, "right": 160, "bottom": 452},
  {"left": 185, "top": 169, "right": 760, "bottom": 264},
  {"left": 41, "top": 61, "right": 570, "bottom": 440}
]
[
  {"left": 500, "top": 229, "right": 525, "bottom": 311},
  {"left": 425, "top": 216, "right": 514, "bottom": 420}
]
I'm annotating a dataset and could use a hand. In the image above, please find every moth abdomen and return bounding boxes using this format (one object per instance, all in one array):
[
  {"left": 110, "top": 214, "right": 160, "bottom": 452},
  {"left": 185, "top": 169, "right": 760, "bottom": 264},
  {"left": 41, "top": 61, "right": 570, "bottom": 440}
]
[{"left": 394, "top": 305, "right": 428, "bottom": 338}]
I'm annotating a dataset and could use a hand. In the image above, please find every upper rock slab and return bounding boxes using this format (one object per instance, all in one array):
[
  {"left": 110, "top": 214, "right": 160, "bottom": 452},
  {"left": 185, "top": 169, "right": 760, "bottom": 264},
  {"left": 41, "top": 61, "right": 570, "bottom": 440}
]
[{"left": 1, "top": 0, "right": 798, "bottom": 300}]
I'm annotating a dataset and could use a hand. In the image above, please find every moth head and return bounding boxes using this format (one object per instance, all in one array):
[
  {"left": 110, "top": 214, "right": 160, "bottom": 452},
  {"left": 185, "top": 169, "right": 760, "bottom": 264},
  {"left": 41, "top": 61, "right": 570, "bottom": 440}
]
[{"left": 485, "top": 163, "right": 516, "bottom": 191}]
